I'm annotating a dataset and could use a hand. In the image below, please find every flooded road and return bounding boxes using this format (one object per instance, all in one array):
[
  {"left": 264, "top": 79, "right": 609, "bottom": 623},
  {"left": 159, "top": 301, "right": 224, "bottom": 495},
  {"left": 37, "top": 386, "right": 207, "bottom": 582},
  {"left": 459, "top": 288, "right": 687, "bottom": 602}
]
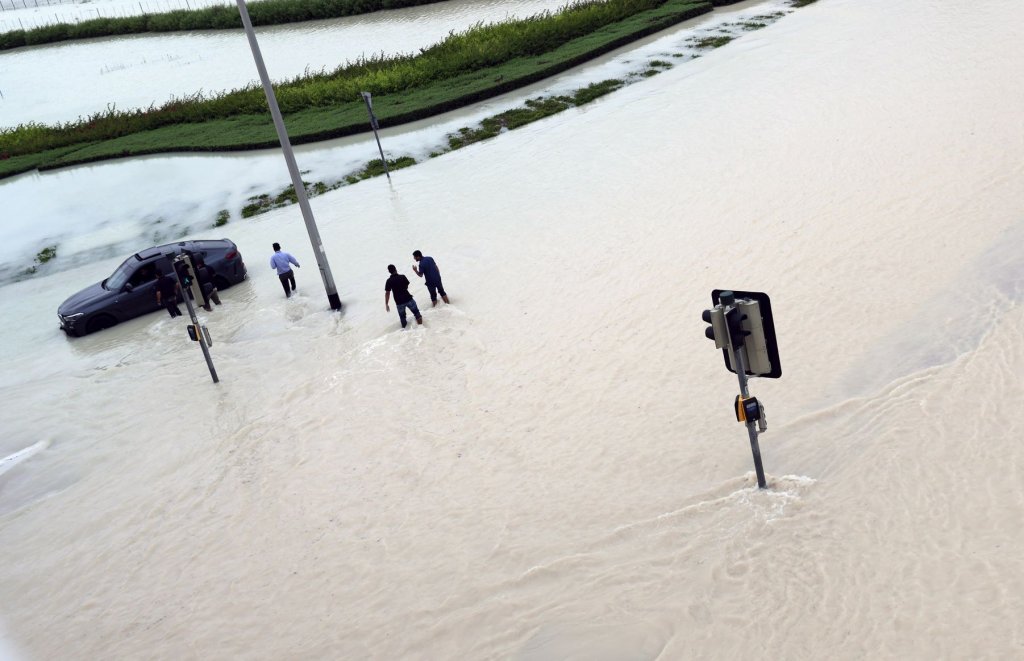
[{"left": 2, "top": 0, "right": 1023, "bottom": 658}]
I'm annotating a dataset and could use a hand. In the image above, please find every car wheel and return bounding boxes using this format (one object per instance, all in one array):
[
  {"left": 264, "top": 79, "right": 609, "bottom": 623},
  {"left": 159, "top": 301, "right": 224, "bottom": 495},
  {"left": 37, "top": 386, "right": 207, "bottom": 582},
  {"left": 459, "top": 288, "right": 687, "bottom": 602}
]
[{"left": 85, "top": 314, "right": 117, "bottom": 334}]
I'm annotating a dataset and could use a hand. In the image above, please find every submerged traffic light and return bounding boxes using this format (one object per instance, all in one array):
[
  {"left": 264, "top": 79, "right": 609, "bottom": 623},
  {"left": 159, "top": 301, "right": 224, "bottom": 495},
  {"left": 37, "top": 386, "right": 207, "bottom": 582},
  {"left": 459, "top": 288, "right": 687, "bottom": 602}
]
[
  {"left": 702, "top": 290, "right": 781, "bottom": 379},
  {"left": 701, "top": 289, "right": 783, "bottom": 490},
  {"left": 173, "top": 253, "right": 205, "bottom": 306}
]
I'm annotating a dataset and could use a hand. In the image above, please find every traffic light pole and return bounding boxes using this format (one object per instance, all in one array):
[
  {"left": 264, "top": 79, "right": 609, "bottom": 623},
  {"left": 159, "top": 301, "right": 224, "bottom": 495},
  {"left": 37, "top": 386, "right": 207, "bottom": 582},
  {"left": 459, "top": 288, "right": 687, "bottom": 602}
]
[
  {"left": 181, "top": 283, "right": 219, "bottom": 384},
  {"left": 703, "top": 289, "right": 779, "bottom": 490},
  {"left": 171, "top": 259, "right": 219, "bottom": 384},
  {"left": 733, "top": 345, "right": 766, "bottom": 489}
]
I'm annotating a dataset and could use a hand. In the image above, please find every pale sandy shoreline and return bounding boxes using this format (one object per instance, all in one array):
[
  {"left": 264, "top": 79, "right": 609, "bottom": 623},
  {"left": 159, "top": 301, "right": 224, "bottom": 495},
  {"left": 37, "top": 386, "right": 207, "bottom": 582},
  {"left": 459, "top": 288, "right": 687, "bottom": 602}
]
[{"left": 1, "top": 0, "right": 1023, "bottom": 657}]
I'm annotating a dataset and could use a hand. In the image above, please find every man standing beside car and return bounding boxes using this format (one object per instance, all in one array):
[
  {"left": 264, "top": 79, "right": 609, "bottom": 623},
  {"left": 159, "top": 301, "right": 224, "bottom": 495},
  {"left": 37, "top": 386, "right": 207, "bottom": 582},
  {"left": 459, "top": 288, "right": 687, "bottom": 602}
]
[
  {"left": 154, "top": 268, "right": 182, "bottom": 318},
  {"left": 194, "top": 257, "right": 221, "bottom": 312},
  {"left": 270, "top": 242, "right": 300, "bottom": 298}
]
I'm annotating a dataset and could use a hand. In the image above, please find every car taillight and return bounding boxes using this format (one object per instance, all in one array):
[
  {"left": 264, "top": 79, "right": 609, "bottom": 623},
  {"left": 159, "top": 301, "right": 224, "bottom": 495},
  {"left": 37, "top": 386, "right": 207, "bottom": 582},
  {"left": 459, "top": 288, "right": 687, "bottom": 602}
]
[{"left": 225, "top": 250, "right": 238, "bottom": 260}]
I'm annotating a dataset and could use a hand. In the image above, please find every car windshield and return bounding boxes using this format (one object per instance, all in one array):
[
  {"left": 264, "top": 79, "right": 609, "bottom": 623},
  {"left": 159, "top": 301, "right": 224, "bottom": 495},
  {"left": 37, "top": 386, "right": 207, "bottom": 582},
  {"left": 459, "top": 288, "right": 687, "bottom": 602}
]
[{"left": 105, "top": 258, "right": 137, "bottom": 290}]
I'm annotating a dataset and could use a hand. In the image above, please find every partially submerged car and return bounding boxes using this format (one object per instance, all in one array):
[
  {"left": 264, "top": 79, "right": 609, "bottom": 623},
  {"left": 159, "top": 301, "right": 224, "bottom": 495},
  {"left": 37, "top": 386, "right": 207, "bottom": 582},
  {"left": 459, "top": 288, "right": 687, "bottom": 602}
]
[{"left": 58, "top": 239, "right": 246, "bottom": 336}]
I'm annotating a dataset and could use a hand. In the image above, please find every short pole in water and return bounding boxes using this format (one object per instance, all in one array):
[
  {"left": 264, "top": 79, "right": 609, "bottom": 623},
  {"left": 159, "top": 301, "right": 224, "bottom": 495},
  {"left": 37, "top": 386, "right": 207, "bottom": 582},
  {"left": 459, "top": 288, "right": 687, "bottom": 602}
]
[
  {"left": 172, "top": 255, "right": 218, "bottom": 384},
  {"left": 361, "top": 92, "right": 390, "bottom": 181},
  {"left": 734, "top": 344, "right": 766, "bottom": 488}
]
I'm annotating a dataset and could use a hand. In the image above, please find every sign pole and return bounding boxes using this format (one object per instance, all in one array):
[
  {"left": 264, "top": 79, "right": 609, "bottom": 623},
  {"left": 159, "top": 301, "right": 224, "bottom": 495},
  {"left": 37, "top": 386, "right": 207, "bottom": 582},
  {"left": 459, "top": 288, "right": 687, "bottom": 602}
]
[{"left": 360, "top": 92, "right": 390, "bottom": 180}]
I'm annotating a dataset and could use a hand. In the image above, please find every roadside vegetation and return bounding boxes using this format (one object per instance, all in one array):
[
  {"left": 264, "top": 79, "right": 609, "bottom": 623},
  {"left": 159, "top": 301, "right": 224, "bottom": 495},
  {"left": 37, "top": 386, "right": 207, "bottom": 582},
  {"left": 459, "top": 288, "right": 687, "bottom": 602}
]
[
  {"left": 213, "top": 209, "right": 231, "bottom": 227},
  {"left": 21, "top": 244, "right": 58, "bottom": 276},
  {"left": 0, "top": 0, "right": 713, "bottom": 179},
  {"left": 0, "top": 0, "right": 447, "bottom": 51}
]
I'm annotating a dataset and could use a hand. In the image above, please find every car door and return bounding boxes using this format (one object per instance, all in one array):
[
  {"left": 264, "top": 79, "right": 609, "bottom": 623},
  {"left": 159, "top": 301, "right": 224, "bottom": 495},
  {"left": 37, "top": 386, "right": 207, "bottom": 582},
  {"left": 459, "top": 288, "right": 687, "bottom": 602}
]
[{"left": 114, "top": 257, "right": 167, "bottom": 319}]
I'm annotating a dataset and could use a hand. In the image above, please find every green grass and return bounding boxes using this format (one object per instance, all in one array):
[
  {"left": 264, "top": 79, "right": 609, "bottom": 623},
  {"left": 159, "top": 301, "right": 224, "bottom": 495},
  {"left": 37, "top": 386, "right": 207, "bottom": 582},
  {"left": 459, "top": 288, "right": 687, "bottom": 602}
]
[
  {"left": 0, "top": 0, "right": 713, "bottom": 179},
  {"left": 213, "top": 209, "right": 230, "bottom": 227},
  {"left": 691, "top": 35, "right": 733, "bottom": 48},
  {"left": 241, "top": 193, "right": 273, "bottom": 218},
  {"left": 343, "top": 156, "right": 416, "bottom": 184},
  {"left": 21, "top": 244, "right": 58, "bottom": 276},
  {"left": 35, "top": 245, "right": 58, "bottom": 263}
]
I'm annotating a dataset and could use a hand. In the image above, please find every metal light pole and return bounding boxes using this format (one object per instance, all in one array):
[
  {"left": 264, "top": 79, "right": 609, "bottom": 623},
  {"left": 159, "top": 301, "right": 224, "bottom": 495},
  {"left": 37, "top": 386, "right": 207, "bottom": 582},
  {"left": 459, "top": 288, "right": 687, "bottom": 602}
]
[{"left": 235, "top": 0, "right": 342, "bottom": 311}]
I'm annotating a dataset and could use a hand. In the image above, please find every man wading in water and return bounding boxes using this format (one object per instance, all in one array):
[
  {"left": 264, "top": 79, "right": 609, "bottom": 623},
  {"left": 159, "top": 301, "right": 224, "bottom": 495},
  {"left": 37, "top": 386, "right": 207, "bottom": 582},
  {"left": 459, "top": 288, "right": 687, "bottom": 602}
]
[
  {"left": 384, "top": 264, "right": 422, "bottom": 329},
  {"left": 412, "top": 250, "right": 450, "bottom": 307},
  {"left": 269, "top": 242, "right": 300, "bottom": 298}
]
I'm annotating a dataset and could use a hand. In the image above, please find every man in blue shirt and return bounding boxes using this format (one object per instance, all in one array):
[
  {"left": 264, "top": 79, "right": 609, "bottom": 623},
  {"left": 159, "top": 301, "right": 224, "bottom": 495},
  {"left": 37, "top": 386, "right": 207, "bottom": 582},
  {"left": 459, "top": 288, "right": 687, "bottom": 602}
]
[
  {"left": 269, "top": 242, "right": 300, "bottom": 298},
  {"left": 412, "top": 250, "right": 450, "bottom": 307}
]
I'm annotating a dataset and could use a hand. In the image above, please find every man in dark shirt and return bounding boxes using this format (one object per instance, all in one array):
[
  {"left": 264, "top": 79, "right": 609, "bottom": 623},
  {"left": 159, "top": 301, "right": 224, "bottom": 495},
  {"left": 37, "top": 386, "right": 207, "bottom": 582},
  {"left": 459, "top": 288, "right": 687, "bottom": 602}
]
[
  {"left": 154, "top": 268, "right": 182, "bottom": 318},
  {"left": 194, "top": 258, "right": 221, "bottom": 312},
  {"left": 384, "top": 264, "right": 422, "bottom": 328},
  {"left": 412, "top": 250, "right": 450, "bottom": 307}
]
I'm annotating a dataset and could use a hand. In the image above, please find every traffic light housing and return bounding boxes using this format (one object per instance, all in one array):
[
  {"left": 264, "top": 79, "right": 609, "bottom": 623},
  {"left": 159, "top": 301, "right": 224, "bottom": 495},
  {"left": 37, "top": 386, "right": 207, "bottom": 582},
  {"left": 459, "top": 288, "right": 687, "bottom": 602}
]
[
  {"left": 172, "top": 253, "right": 205, "bottom": 306},
  {"left": 702, "top": 307, "right": 728, "bottom": 349},
  {"left": 703, "top": 290, "right": 782, "bottom": 379}
]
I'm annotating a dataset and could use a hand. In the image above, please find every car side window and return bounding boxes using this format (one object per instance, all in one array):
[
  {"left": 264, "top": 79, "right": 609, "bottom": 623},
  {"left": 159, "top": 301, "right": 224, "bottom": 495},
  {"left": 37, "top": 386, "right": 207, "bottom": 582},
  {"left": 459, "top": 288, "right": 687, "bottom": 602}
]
[{"left": 128, "top": 263, "right": 158, "bottom": 288}]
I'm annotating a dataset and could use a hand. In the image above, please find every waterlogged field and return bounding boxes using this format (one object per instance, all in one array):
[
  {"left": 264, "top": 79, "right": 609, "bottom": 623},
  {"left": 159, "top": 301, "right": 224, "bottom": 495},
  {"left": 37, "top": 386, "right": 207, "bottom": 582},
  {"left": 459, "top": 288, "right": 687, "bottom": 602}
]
[
  {"left": 0, "top": 0, "right": 454, "bottom": 48},
  {"left": 0, "top": 0, "right": 231, "bottom": 32},
  {"left": 2, "top": 0, "right": 705, "bottom": 155},
  {"left": 0, "top": 0, "right": 574, "bottom": 126}
]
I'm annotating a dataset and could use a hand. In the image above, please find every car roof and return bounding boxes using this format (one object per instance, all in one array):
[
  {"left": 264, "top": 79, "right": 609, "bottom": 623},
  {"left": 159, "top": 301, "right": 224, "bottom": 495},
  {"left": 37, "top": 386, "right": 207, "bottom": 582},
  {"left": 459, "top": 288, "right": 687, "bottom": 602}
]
[
  {"left": 134, "top": 239, "right": 230, "bottom": 261},
  {"left": 135, "top": 242, "right": 188, "bottom": 261}
]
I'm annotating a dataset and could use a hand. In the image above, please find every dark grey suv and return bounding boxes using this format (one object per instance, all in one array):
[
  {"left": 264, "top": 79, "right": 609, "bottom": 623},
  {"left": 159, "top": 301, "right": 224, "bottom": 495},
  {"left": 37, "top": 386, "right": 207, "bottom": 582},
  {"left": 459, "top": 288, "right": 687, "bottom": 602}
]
[{"left": 58, "top": 239, "right": 247, "bottom": 336}]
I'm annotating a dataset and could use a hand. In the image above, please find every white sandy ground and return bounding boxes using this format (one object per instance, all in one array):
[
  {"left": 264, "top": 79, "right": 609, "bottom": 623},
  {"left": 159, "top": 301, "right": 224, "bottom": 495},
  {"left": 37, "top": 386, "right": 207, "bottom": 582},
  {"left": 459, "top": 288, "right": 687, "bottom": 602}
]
[{"left": 1, "top": 0, "right": 1023, "bottom": 657}]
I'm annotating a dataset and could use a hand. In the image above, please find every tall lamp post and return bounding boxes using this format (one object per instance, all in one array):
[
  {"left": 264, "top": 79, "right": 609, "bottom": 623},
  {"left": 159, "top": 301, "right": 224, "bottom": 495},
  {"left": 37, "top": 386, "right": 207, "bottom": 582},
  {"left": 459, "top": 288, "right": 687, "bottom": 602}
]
[{"left": 235, "top": 0, "right": 342, "bottom": 311}]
